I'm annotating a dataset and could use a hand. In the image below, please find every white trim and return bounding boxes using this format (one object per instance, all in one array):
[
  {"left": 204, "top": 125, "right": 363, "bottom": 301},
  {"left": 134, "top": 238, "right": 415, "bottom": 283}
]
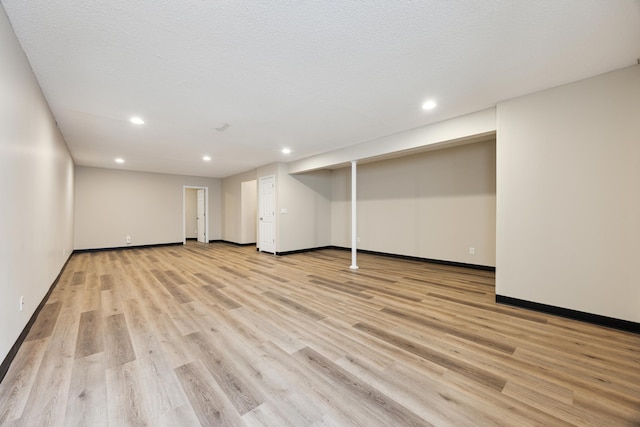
[{"left": 350, "top": 160, "right": 359, "bottom": 270}]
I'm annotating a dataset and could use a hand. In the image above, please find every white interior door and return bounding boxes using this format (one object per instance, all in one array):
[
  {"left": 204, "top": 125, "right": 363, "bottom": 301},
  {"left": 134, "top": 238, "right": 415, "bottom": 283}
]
[
  {"left": 196, "top": 189, "right": 206, "bottom": 243},
  {"left": 258, "top": 175, "right": 276, "bottom": 253}
]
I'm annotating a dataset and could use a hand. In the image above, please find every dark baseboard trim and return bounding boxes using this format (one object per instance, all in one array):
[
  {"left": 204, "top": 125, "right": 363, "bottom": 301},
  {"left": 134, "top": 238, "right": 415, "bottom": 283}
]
[
  {"left": 186, "top": 237, "right": 197, "bottom": 241},
  {"left": 73, "top": 242, "right": 183, "bottom": 253},
  {"left": 212, "top": 240, "right": 256, "bottom": 247},
  {"left": 329, "top": 246, "right": 496, "bottom": 272},
  {"left": 496, "top": 295, "right": 639, "bottom": 334},
  {"left": 265, "top": 245, "right": 495, "bottom": 271},
  {"left": 0, "top": 254, "right": 73, "bottom": 384},
  {"left": 275, "top": 246, "right": 333, "bottom": 256}
]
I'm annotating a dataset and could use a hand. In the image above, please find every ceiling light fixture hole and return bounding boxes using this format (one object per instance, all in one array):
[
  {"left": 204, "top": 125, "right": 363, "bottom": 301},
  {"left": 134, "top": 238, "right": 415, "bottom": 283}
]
[{"left": 422, "top": 100, "right": 437, "bottom": 110}]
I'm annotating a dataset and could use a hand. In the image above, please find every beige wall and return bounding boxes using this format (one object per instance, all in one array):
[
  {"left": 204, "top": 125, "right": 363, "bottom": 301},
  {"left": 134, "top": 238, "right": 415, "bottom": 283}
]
[
  {"left": 496, "top": 65, "right": 640, "bottom": 322},
  {"left": 185, "top": 188, "right": 197, "bottom": 238},
  {"left": 222, "top": 169, "right": 257, "bottom": 243},
  {"left": 332, "top": 140, "right": 496, "bottom": 266},
  {"left": 223, "top": 163, "right": 332, "bottom": 252},
  {"left": 279, "top": 165, "right": 332, "bottom": 253},
  {"left": 0, "top": 5, "right": 75, "bottom": 363},
  {"left": 74, "top": 167, "right": 222, "bottom": 249},
  {"left": 240, "top": 180, "right": 257, "bottom": 243}
]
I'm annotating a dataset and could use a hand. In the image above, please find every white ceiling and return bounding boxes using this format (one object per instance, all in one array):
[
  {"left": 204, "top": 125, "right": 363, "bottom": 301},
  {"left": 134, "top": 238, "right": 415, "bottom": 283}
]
[{"left": 3, "top": 1, "right": 639, "bottom": 178}]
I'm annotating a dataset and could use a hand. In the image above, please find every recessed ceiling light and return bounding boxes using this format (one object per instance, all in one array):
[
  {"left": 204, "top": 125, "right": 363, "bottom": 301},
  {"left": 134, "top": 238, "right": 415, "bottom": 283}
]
[
  {"left": 281, "top": 148, "right": 292, "bottom": 154},
  {"left": 130, "top": 116, "right": 145, "bottom": 125},
  {"left": 115, "top": 157, "right": 125, "bottom": 164},
  {"left": 202, "top": 155, "right": 211, "bottom": 161},
  {"left": 422, "top": 100, "right": 437, "bottom": 110}
]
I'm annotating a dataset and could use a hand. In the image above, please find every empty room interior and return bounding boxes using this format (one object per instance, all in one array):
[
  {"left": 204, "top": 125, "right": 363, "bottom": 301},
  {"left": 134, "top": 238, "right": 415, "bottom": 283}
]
[{"left": 1, "top": 1, "right": 639, "bottom": 426}]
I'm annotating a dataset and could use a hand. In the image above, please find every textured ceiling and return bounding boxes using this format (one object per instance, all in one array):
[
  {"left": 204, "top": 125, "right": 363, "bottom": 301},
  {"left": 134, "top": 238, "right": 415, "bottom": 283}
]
[{"left": 3, "top": 0, "right": 640, "bottom": 178}]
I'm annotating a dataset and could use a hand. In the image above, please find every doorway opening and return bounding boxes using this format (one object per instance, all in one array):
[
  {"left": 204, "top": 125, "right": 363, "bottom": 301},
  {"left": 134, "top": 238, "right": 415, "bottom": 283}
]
[{"left": 183, "top": 186, "right": 209, "bottom": 244}]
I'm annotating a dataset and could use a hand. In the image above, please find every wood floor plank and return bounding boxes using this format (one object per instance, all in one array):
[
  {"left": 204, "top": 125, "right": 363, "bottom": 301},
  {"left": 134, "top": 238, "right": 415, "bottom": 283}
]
[
  {"left": 262, "top": 290, "right": 326, "bottom": 321},
  {"left": 381, "top": 306, "right": 516, "bottom": 354},
  {"left": 74, "top": 310, "right": 103, "bottom": 359},
  {"left": 248, "top": 341, "right": 327, "bottom": 424},
  {"left": 100, "top": 289, "right": 123, "bottom": 317},
  {"left": 0, "top": 338, "right": 49, "bottom": 424},
  {"left": 255, "top": 341, "right": 396, "bottom": 427},
  {"left": 104, "top": 313, "right": 136, "bottom": 367},
  {"left": 99, "top": 274, "right": 114, "bottom": 291},
  {"left": 83, "top": 277, "right": 102, "bottom": 312},
  {"left": 17, "top": 306, "right": 77, "bottom": 427},
  {"left": 174, "top": 361, "right": 245, "bottom": 427},
  {"left": 151, "top": 269, "right": 194, "bottom": 304},
  {"left": 337, "top": 353, "right": 500, "bottom": 426},
  {"left": 228, "top": 306, "right": 307, "bottom": 354},
  {"left": 353, "top": 322, "right": 508, "bottom": 392},
  {"left": 70, "top": 271, "right": 86, "bottom": 286},
  {"left": 200, "top": 285, "right": 241, "bottom": 310},
  {"left": 25, "top": 302, "right": 62, "bottom": 342},
  {"left": 105, "top": 361, "right": 151, "bottom": 426},
  {"left": 295, "top": 346, "right": 432, "bottom": 426},
  {"left": 121, "top": 298, "right": 188, "bottom": 412},
  {"left": 153, "top": 313, "right": 195, "bottom": 369},
  {"left": 193, "top": 272, "right": 226, "bottom": 288},
  {"left": 150, "top": 403, "right": 202, "bottom": 427},
  {"left": 184, "top": 330, "right": 263, "bottom": 415},
  {"left": 2, "top": 242, "right": 639, "bottom": 426},
  {"left": 64, "top": 352, "right": 107, "bottom": 427}
]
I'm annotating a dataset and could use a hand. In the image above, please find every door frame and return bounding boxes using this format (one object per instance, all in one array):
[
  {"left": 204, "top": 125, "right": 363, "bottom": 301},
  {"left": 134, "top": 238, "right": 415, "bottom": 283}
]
[{"left": 183, "top": 185, "right": 209, "bottom": 244}]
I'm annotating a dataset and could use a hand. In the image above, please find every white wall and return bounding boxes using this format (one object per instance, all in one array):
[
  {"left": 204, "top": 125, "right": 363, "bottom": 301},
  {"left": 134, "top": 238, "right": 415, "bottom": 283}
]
[
  {"left": 74, "top": 167, "right": 221, "bottom": 249},
  {"left": 332, "top": 140, "right": 496, "bottom": 266},
  {"left": 496, "top": 65, "right": 640, "bottom": 322},
  {"left": 0, "top": 5, "right": 75, "bottom": 363},
  {"left": 185, "top": 188, "right": 197, "bottom": 238}
]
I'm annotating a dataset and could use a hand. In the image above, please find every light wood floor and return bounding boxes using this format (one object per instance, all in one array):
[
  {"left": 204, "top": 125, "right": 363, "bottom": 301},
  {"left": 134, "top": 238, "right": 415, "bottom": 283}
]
[{"left": 0, "top": 243, "right": 639, "bottom": 426}]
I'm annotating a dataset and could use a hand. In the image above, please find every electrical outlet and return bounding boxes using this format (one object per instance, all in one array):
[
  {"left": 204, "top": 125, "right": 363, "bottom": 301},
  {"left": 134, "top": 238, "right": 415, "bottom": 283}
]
[
  {"left": 126, "top": 235, "right": 131, "bottom": 244},
  {"left": 469, "top": 247, "right": 475, "bottom": 255},
  {"left": 20, "top": 296, "right": 24, "bottom": 312}
]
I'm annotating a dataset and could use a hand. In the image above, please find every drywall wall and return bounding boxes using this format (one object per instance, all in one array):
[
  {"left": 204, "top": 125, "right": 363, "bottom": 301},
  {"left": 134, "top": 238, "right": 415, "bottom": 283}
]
[
  {"left": 332, "top": 140, "right": 496, "bottom": 266},
  {"left": 0, "top": 4, "right": 74, "bottom": 364},
  {"left": 496, "top": 65, "right": 640, "bottom": 322},
  {"left": 279, "top": 165, "right": 332, "bottom": 253},
  {"left": 240, "top": 180, "right": 257, "bottom": 244},
  {"left": 185, "top": 188, "right": 197, "bottom": 238},
  {"left": 74, "top": 167, "right": 222, "bottom": 249},
  {"left": 232, "top": 163, "right": 331, "bottom": 253},
  {"left": 222, "top": 169, "right": 258, "bottom": 243}
]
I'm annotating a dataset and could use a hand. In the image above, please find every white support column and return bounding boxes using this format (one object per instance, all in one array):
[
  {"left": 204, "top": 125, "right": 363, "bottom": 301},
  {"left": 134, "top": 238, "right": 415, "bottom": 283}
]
[{"left": 350, "top": 160, "right": 359, "bottom": 270}]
